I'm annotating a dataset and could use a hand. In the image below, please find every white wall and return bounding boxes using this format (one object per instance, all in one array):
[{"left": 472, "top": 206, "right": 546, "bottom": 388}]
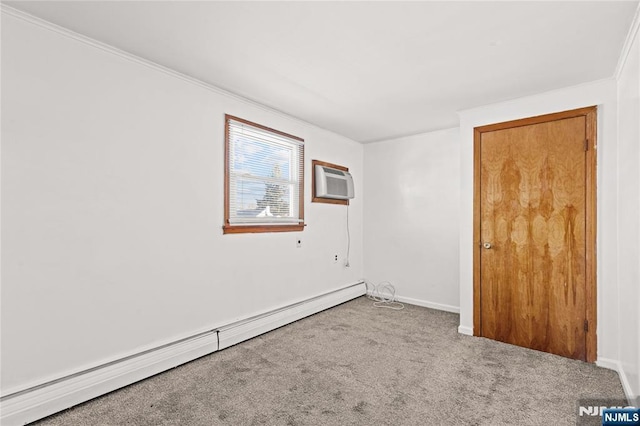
[
  {"left": 457, "top": 79, "right": 620, "bottom": 365},
  {"left": 616, "top": 17, "right": 640, "bottom": 401},
  {"left": 363, "top": 128, "right": 460, "bottom": 312},
  {"left": 0, "top": 13, "right": 363, "bottom": 394}
]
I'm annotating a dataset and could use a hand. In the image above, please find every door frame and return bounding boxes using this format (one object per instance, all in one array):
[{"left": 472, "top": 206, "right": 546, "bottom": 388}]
[{"left": 472, "top": 106, "right": 598, "bottom": 362}]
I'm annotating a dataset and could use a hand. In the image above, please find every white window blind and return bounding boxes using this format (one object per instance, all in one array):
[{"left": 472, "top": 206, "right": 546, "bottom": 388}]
[{"left": 227, "top": 117, "right": 304, "bottom": 225}]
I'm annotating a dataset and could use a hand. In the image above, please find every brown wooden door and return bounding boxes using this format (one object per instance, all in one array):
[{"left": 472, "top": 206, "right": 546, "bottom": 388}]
[{"left": 474, "top": 107, "right": 597, "bottom": 362}]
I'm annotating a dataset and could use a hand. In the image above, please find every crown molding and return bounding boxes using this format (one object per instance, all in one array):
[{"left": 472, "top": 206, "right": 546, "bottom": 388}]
[
  {"left": 615, "top": 1, "right": 640, "bottom": 79},
  {"left": 0, "top": 4, "right": 357, "bottom": 144},
  {"left": 456, "top": 77, "right": 615, "bottom": 118}
]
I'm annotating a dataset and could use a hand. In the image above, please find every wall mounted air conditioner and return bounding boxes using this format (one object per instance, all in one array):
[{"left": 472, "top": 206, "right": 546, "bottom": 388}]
[{"left": 315, "top": 164, "right": 355, "bottom": 200}]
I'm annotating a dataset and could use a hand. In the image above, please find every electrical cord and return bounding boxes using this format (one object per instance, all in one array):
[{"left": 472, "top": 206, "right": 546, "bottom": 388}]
[
  {"left": 364, "top": 280, "right": 404, "bottom": 310},
  {"left": 345, "top": 204, "right": 350, "bottom": 267}
]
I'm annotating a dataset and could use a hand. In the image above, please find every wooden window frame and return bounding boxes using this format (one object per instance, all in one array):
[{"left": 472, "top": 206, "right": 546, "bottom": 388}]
[
  {"left": 223, "top": 115, "right": 305, "bottom": 234},
  {"left": 311, "top": 159, "right": 350, "bottom": 205}
]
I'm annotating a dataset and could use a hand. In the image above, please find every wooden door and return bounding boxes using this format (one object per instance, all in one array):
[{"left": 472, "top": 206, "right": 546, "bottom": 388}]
[{"left": 473, "top": 107, "right": 597, "bottom": 362}]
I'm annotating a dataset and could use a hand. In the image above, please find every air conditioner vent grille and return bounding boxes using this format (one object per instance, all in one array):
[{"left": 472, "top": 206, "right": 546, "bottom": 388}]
[
  {"left": 323, "top": 167, "right": 345, "bottom": 176},
  {"left": 315, "top": 164, "right": 354, "bottom": 200}
]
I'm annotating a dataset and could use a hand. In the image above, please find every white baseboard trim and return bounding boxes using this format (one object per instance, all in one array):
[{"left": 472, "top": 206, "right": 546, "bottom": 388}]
[
  {"left": 597, "top": 358, "right": 639, "bottom": 406},
  {"left": 617, "top": 366, "right": 637, "bottom": 406},
  {"left": 595, "top": 357, "right": 619, "bottom": 371},
  {"left": 218, "top": 282, "right": 365, "bottom": 350},
  {"left": 1, "top": 281, "right": 365, "bottom": 426},
  {"left": 457, "top": 325, "right": 474, "bottom": 336},
  {"left": 392, "top": 295, "right": 460, "bottom": 314},
  {"left": 0, "top": 331, "right": 219, "bottom": 426}
]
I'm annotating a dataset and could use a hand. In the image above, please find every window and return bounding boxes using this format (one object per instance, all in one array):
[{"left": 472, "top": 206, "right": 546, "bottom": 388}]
[{"left": 224, "top": 115, "right": 305, "bottom": 234}]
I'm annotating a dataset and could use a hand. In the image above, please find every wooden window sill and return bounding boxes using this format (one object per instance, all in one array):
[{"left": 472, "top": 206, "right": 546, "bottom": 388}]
[{"left": 223, "top": 224, "right": 305, "bottom": 234}]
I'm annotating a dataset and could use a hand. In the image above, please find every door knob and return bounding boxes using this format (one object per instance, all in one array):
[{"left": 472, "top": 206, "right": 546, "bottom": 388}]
[{"left": 483, "top": 242, "right": 492, "bottom": 249}]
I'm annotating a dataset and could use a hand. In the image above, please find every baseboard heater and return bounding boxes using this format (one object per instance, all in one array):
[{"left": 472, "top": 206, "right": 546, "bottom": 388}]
[{"left": 0, "top": 282, "right": 365, "bottom": 426}]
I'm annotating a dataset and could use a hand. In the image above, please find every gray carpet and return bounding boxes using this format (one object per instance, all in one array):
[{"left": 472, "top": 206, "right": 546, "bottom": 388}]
[{"left": 32, "top": 296, "right": 625, "bottom": 425}]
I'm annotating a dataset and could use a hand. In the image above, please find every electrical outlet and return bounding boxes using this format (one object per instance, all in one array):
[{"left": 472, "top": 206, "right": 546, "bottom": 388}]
[
  {"left": 296, "top": 239, "right": 302, "bottom": 248},
  {"left": 334, "top": 254, "right": 338, "bottom": 263}
]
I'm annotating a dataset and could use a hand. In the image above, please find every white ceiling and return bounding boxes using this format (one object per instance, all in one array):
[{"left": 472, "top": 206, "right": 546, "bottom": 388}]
[{"left": 6, "top": 1, "right": 638, "bottom": 143}]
